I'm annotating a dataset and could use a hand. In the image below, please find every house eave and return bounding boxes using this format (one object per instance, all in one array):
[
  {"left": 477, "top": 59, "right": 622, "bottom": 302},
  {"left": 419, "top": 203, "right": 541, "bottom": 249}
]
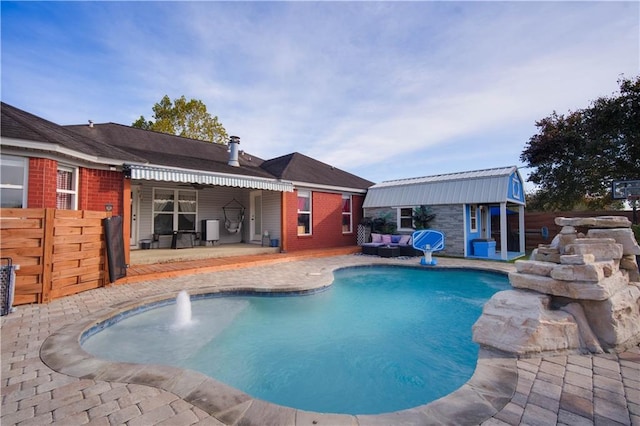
[
  {"left": 125, "top": 163, "right": 294, "bottom": 192},
  {"left": 290, "top": 180, "right": 368, "bottom": 194},
  {"left": 0, "top": 137, "right": 126, "bottom": 166}
]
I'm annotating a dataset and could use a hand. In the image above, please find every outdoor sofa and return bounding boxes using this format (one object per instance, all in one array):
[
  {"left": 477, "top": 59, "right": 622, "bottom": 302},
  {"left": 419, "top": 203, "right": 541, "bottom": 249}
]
[{"left": 361, "top": 233, "right": 421, "bottom": 257}]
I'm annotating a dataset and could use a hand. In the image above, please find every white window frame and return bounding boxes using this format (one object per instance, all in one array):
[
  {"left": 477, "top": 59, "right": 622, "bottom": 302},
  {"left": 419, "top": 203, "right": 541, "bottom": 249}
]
[
  {"left": 511, "top": 176, "right": 521, "bottom": 200},
  {"left": 56, "top": 164, "right": 78, "bottom": 210},
  {"left": 297, "top": 190, "right": 312, "bottom": 235},
  {"left": 0, "top": 155, "right": 28, "bottom": 208},
  {"left": 341, "top": 194, "right": 352, "bottom": 234},
  {"left": 152, "top": 188, "right": 198, "bottom": 235},
  {"left": 397, "top": 207, "right": 414, "bottom": 230},
  {"left": 470, "top": 205, "right": 478, "bottom": 232}
]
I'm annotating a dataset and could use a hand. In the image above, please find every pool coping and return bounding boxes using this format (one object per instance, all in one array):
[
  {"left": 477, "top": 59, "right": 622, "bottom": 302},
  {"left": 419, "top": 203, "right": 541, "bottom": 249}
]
[{"left": 40, "top": 261, "right": 519, "bottom": 425}]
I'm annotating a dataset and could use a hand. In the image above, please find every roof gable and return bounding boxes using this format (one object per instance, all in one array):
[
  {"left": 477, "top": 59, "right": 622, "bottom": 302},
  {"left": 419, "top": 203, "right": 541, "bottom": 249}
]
[{"left": 261, "top": 152, "right": 374, "bottom": 191}]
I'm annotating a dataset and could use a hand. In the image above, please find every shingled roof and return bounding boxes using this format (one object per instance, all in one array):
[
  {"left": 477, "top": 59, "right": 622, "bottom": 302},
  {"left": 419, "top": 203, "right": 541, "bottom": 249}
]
[
  {"left": 1, "top": 102, "right": 144, "bottom": 163},
  {"left": 66, "top": 123, "right": 275, "bottom": 179},
  {"left": 261, "top": 152, "right": 374, "bottom": 191},
  {"left": 2, "top": 102, "right": 373, "bottom": 192}
]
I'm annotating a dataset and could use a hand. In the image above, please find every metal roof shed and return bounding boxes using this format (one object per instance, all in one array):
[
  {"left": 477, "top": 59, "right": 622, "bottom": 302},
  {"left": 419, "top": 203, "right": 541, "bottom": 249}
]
[{"left": 363, "top": 166, "right": 526, "bottom": 260}]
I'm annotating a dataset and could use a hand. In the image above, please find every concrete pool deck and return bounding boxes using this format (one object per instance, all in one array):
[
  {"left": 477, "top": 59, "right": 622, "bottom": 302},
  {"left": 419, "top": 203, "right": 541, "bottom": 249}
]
[{"left": 2, "top": 253, "right": 639, "bottom": 425}]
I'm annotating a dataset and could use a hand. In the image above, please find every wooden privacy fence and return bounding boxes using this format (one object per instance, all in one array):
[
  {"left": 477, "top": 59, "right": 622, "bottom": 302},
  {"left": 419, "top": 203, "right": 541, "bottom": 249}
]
[
  {"left": 524, "top": 210, "right": 635, "bottom": 250},
  {"left": 0, "top": 208, "right": 109, "bottom": 305}
]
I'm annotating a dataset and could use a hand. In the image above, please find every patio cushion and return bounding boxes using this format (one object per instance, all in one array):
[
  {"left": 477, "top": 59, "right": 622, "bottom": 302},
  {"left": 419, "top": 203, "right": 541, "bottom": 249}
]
[{"left": 399, "top": 235, "right": 411, "bottom": 245}]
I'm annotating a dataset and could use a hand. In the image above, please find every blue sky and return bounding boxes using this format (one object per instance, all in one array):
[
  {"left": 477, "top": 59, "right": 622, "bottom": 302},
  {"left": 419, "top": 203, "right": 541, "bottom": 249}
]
[{"left": 2, "top": 1, "right": 638, "bottom": 188}]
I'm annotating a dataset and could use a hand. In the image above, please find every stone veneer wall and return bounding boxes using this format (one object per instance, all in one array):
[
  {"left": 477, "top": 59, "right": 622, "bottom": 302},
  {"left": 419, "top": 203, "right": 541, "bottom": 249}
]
[
  {"left": 429, "top": 205, "right": 464, "bottom": 257},
  {"left": 363, "top": 204, "right": 464, "bottom": 257},
  {"left": 473, "top": 216, "right": 640, "bottom": 356}
]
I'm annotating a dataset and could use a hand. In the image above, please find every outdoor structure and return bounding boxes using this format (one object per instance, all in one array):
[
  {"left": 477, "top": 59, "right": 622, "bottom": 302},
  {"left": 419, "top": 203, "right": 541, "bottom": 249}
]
[
  {"left": 1, "top": 102, "right": 373, "bottom": 265},
  {"left": 612, "top": 179, "right": 640, "bottom": 225},
  {"left": 362, "top": 166, "right": 527, "bottom": 260},
  {"left": 473, "top": 215, "right": 640, "bottom": 355}
]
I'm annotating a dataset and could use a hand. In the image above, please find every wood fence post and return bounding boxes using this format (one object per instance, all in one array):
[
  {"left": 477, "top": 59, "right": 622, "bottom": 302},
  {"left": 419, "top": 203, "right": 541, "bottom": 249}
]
[{"left": 40, "top": 208, "right": 55, "bottom": 303}]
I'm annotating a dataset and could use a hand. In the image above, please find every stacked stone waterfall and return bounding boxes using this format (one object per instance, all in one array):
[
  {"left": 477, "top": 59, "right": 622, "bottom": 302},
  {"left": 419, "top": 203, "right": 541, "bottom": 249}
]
[{"left": 473, "top": 216, "right": 640, "bottom": 356}]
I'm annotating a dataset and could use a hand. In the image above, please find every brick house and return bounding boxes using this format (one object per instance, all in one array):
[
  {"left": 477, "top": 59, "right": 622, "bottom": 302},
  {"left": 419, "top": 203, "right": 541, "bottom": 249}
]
[{"left": 1, "top": 102, "right": 373, "bottom": 264}]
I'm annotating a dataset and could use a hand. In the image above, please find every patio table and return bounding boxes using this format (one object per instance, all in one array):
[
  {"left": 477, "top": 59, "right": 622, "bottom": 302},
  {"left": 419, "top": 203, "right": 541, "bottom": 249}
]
[{"left": 378, "top": 245, "right": 400, "bottom": 258}]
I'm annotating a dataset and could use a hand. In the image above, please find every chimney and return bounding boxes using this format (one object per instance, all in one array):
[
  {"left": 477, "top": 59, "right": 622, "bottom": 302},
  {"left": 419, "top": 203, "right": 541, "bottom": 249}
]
[{"left": 228, "top": 136, "right": 240, "bottom": 167}]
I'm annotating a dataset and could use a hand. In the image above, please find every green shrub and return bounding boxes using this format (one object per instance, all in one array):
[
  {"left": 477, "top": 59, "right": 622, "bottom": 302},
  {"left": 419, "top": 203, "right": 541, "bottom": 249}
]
[{"left": 632, "top": 224, "right": 640, "bottom": 244}]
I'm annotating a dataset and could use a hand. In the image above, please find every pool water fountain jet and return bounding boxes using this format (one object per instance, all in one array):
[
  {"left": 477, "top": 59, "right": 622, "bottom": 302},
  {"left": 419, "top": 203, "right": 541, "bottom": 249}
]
[{"left": 173, "top": 290, "right": 193, "bottom": 328}]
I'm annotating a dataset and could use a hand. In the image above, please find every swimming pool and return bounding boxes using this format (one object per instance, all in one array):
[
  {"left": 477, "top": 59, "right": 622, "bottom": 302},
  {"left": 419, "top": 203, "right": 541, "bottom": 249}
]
[{"left": 82, "top": 266, "right": 509, "bottom": 415}]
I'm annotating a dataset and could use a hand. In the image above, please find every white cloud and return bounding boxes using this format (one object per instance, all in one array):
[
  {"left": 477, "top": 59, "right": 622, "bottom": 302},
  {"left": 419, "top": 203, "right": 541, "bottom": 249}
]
[{"left": 1, "top": 1, "right": 637, "bottom": 184}]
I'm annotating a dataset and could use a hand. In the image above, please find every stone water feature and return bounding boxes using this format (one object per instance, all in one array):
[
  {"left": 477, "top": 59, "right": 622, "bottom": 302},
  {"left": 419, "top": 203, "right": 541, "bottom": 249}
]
[{"left": 473, "top": 216, "right": 640, "bottom": 356}]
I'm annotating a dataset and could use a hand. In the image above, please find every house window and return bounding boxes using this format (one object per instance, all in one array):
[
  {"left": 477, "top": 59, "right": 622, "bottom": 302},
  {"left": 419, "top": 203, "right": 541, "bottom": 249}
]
[
  {"left": 56, "top": 165, "right": 77, "bottom": 210},
  {"left": 470, "top": 205, "right": 478, "bottom": 232},
  {"left": 0, "top": 155, "right": 27, "bottom": 208},
  {"left": 399, "top": 207, "right": 413, "bottom": 229},
  {"left": 342, "top": 194, "right": 352, "bottom": 233},
  {"left": 297, "top": 190, "right": 311, "bottom": 235},
  {"left": 153, "top": 188, "right": 197, "bottom": 235}
]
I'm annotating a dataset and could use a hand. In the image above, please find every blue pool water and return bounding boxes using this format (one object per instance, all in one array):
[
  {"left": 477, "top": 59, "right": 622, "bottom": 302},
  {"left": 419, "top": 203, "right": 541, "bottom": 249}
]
[{"left": 82, "top": 266, "right": 509, "bottom": 415}]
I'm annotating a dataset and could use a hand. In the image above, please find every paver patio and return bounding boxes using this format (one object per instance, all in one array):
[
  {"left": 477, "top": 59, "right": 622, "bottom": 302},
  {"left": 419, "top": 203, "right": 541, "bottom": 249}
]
[{"left": 2, "top": 252, "right": 639, "bottom": 425}]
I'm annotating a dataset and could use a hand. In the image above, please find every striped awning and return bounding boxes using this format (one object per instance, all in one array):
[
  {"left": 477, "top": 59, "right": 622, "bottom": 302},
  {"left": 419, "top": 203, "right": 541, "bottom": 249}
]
[{"left": 125, "top": 164, "right": 294, "bottom": 192}]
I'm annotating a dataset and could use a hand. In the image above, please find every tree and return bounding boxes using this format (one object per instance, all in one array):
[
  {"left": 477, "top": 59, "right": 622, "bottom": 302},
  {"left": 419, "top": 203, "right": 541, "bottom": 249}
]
[
  {"left": 132, "top": 95, "right": 228, "bottom": 144},
  {"left": 521, "top": 75, "right": 640, "bottom": 211}
]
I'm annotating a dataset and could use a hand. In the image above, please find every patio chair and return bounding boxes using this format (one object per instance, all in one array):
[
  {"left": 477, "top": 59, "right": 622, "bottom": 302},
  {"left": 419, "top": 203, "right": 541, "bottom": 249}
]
[{"left": 223, "top": 198, "right": 245, "bottom": 234}]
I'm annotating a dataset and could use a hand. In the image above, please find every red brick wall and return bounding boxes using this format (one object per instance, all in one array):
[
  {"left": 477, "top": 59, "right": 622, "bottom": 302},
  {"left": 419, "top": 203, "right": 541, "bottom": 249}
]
[
  {"left": 27, "top": 158, "right": 57, "bottom": 208},
  {"left": 78, "top": 169, "right": 124, "bottom": 215},
  {"left": 284, "top": 190, "right": 364, "bottom": 251},
  {"left": 26, "top": 159, "right": 123, "bottom": 214}
]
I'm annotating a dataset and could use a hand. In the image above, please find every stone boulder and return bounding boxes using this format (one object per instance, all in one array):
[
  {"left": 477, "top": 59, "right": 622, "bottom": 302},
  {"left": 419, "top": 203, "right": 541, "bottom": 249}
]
[
  {"left": 476, "top": 215, "right": 639, "bottom": 356},
  {"left": 549, "top": 260, "right": 616, "bottom": 282},
  {"left": 555, "top": 217, "right": 597, "bottom": 227},
  {"left": 515, "top": 260, "right": 554, "bottom": 277},
  {"left": 555, "top": 216, "right": 631, "bottom": 228},
  {"left": 509, "top": 270, "right": 628, "bottom": 301},
  {"left": 560, "top": 303, "right": 603, "bottom": 353},
  {"left": 564, "top": 239, "right": 623, "bottom": 261},
  {"left": 560, "top": 254, "right": 596, "bottom": 265},
  {"left": 579, "top": 285, "right": 640, "bottom": 350},
  {"left": 621, "top": 255, "right": 639, "bottom": 282},
  {"left": 594, "top": 216, "right": 632, "bottom": 228},
  {"left": 587, "top": 228, "right": 640, "bottom": 255},
  {"left": 532, "top": 247, "right": 561, "bottom": 263},
  {"left": 472, "top": 290, "right": 580, "bottom": 355}
]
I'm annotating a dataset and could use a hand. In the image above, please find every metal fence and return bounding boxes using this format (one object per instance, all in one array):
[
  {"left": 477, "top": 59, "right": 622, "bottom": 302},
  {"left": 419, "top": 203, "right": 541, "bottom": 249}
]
[{"left": 1, "top": 257, "right": 18, "bottom": 316}]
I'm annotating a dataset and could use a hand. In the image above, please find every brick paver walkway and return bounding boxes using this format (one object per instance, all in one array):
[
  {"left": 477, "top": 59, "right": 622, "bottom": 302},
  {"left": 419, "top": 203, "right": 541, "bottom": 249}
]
[
  {"left": 484, "top": 352, "right": 639, "bottom": 426},
  {"left": 2, "top": 254, "right": 639, "bottom": 425}
]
